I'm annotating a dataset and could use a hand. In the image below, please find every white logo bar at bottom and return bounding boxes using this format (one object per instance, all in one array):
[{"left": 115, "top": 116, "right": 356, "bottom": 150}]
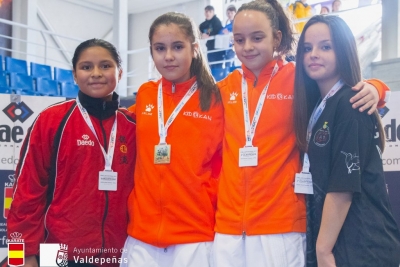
[{"left": 40, "top": 243, "right": 68, "bottom": 267}]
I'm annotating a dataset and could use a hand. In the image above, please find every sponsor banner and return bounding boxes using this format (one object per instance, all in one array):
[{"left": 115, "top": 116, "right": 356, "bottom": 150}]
[
  {"left": 381, "top": 92, "right": 400, "bottom": 172},
  {"left": 0, "top": 170, "right": 15, "bottom": 246},
  {"left": 8, "top": 243, "right": 24, "bottom": 266},
  {"left": 0, "top": 95, "right": 65, "bottom": 264},
  {"left": 0, "top": 95, "right": 65, "bottom": 171}
]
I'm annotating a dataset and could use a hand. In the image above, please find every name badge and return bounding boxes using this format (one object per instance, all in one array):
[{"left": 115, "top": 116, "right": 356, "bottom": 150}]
[
  {"left": 294, "top": 172, "right": 314, "bottom": 194},
  {"left": 239, "top": 147, "right": 258, "bottom": 167},
  {"left": 154, "top": 144, "right": 171, "bottom": 164},
  {"left": 99, "top": 171, "right": 118, "bottom": 191}
]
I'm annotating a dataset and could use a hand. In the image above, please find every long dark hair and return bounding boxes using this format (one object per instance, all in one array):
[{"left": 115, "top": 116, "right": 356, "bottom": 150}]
[
  {"left": 149, "top": 12, "right": 220, "bottom": 111},
  {"left": 293, "top": 15, "right": 385, "bottom": 152},
  {"left": 72, "top": 38, "right": 122, "bottom": 70},
  {"left": 236, "top": 0, "right": 296, "bottom": 55}
]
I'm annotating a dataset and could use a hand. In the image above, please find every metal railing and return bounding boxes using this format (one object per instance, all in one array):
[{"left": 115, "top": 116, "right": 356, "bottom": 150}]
[
  {"left": 0, "top": 17, "right": 83, "bottom": 70},
  {"left": 0, "top": 3, "right": 382, "bottom": 95}
]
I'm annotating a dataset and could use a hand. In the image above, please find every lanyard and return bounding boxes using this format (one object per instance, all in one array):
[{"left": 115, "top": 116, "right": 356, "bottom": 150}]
[
  {"left": 157, "top": 80, "right": 198, "bottom": 144},
  {"left": 303, "top": 79, "right": 344, "bottom": 173},
  {"left": 239, "top": 63, "right": 278, "bottom": 147},
  {"left": 76, "top": 97, "right": 117, "bottom": 171}
]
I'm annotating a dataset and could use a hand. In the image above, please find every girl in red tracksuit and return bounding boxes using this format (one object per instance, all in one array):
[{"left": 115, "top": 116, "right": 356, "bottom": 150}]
[
  {"left": 7, "top": 39, "right": 136, "bottom": 267},
  {"left": 121, "top": 12, "right": 223, "bottom": 267}
]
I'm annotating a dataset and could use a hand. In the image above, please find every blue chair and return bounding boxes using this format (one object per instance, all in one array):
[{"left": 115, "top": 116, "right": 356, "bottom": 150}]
[
  {"left": 0, "top": 75, "right": 8, "bottom": 87},
  {"left": 36, "top": 77, "right": 59, "bottom": 96},
  {"left": 211, "top": 68, "right": 229, "bottom": 82},
  {"left": 0, "top": 55, "right": 3, "bottom": 74},
  {"left": 0, "top": 87, "right": 11, "bottom": 94},
  {"left": 54, "top": 67, "right": 74, "bottom": 84},
  {"left": 31, "top": 62, "right": 52, "bottom": 80},
  {"left": 60, "top": 82, "right": 79, "bottom": 98},
  {"left": 9, "top": 72, "right": 38, "bottom": 95},
  {"left": 5, "top": 57, "right": 28, "bottom": 75},
  {"left": 0, "top": 75, "right": 11, "bottom": 94}
]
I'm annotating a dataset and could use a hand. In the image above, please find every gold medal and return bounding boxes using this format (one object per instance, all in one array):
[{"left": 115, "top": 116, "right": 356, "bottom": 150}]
[{"left": 154, "top": 144, "right": 171, "bottom": 164}]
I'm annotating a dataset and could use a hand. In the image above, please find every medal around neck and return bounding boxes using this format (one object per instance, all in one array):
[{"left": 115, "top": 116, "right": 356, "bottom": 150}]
[{"left": 154, "top": 144, "right": 171, "bottom": 164}]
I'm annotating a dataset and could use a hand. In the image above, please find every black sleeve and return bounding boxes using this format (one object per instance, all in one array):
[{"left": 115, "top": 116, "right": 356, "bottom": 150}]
[{"left": 327, "top": 103, "right": 375, "bottom": 193}]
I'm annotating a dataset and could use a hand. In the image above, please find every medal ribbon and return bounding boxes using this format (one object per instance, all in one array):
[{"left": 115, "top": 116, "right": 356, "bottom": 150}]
[
  {"left": 76, "top": 97, "right": 117, "bottom": 171},
  {"left": 303, "top": 79, "right": 344, "bottom": 173},
  {"left": 239, "top": 63, "right": 278, "bottom": 147},
  {"left": 157, "top": 80, "right": 198, "bottom": 144}
]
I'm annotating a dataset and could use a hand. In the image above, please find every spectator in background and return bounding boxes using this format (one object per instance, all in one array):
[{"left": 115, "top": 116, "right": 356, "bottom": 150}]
[
  {"left": 320, "top": 6, "right": 330, "bottom": 14},
  {"left": 332, "top": 0, "right": 342, "bottom": 12},
  {"left": 221, "top": 5, "right": 236, "bottom": 34},
  {"left": 288, "top": 0, "right": 312, "bottom": 33},
  {"left": 200, "top": 5, "right": 223, "bottom": 69},
  {"left": 219, "top": 5, "right": 237, "bottom": 68}
]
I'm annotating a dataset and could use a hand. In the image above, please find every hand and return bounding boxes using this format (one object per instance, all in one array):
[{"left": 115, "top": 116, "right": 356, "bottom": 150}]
[
  {"left": 350, "top": 81, "right": 379, "bottom": 114},
  {"left": 201, "top": 33, "right": 210, "bottom": 39},
  {"left": 23, "top": 255, "right": 38, "bottom": 267},
  {"left": 222, "top": 29, "right": 229, "bottom": 34},
  {"left": 316, "top": 250, "right": 336, "bottom": 267}
]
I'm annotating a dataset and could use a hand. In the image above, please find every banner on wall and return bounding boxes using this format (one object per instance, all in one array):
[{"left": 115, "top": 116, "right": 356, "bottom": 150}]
[
  {"left": 381, "top": 92, "right": 400, "bottom": 172},
  {"left": 0, "top": 94, "right": 65, "bottom": 263}
]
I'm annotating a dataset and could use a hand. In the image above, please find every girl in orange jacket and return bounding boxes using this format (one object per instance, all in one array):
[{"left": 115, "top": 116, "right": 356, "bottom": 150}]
[{"left": 121, "top": 12, "right": 223, "bottom": 267}]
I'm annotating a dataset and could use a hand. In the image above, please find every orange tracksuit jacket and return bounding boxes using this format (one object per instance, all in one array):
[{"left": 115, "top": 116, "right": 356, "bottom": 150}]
[
  {"left": 127, "top": 77, "right": 223, "bottom": 247},
  {"left": 216, "top": 59, "right": 306, "bottom": 236},
  {"left": 215, "top": 59, "right": 389, "bottom": 236}
]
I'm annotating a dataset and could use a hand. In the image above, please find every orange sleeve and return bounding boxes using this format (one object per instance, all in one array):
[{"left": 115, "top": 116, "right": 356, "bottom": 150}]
[
  {"left": 128, "top": 104, "right": 136, "bottom": 114},
  {"left": 365, "top": 78, "right": 390, "bottom": 108}
]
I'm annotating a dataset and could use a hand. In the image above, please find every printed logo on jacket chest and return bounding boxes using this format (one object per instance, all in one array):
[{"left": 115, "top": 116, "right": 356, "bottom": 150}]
[
  {"left": 142, "top": 104, "right": 154, "bottom": 115},
  {"left": 227, "top": 92, "right": 238, "bottom": 104},
  {"left": 266, "top": 93, "right": 294, "bottom": 100},
  {"left": 314, "top": 122, "right": 330, "bottom": 147},
  {"left": 77, "top": 134, "right": 94, "bottom": 146},
  {"left": 183, "top": 111, "right": 212, "bottom": 121}
]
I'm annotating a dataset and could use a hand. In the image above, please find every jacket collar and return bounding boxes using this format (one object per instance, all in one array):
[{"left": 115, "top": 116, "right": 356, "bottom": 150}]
[
  {"left": 160, "top": 76, "right": 197, "bottom": 96},
  {"left": 241, "top": 58, "right": 283, "bottom": 83},
  {"left": 77, "top": 91, "right": 119, "bottom": 120}
]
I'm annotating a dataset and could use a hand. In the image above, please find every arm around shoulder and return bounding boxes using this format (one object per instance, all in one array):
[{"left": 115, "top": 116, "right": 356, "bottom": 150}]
[
  {"left": 350, "top": 79, "right": 390, "bottom": 114},
  {"left": 365, "top": 78, "right": 390, "bottom": 107}
]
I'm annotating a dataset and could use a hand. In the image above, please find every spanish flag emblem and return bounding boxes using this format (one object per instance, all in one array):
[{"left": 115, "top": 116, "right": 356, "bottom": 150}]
[
  {"left": 3, "top": 187, "right": 13, "bottom": 219},
  {"left": 8, "top": 243, "right": 24, "bottom": 266}
]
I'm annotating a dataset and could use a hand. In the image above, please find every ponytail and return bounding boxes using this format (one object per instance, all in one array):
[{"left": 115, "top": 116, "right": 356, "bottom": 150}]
[
  {"left": 264, "top": 0, "right": 296, "bottom": 54},
  {"left": 190, "top": 46, "right": 221, "bottom": 111}
]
